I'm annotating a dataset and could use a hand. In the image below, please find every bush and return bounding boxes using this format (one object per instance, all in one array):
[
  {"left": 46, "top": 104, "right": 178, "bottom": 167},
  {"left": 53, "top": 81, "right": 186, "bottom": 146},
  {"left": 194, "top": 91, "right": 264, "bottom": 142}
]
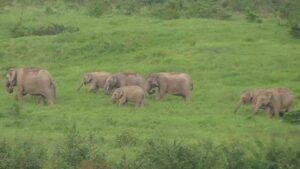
[
  {"left": 290, "top": 24, "right": 300, "bottom": 39},
  {"left": 116, "top": 139, "right": 300, "bottom": 169},
  {"left": 0, "top": 139, "right": 46, "bottom": 169},
  {"left": 52, "top": 124, "right": 110, "bottom": 169},
  {"left": 10, "top": 20, "right": 79, "bottom": 38},
  {"left": 246, "top": 9, "right": 262, "bottom": 23},
  {"left": 283, "top": 110, "right": 300, "bottom": 123}
]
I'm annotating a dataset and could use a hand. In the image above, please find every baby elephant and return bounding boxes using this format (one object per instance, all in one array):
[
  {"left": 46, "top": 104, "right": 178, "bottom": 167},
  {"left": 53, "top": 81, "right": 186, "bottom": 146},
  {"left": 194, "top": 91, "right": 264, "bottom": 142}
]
[{"left": 112, "top": 86, "right": 145, "bottom": 108}]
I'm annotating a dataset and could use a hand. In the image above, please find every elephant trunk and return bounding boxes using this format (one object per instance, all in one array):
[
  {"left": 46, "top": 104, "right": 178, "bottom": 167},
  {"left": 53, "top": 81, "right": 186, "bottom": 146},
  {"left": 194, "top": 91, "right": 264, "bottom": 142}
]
[
  {"left": 77, "top": 81, "right": 84, "bottom": 91},
  {"left": 234, "top": 101, "right": 242, "bottom": 114},
  {"left": 146, "top": 83, "right": 155, "bottom": 95},
  {"left": 5, "top": 81, "right": 14, "bottom": 93}
]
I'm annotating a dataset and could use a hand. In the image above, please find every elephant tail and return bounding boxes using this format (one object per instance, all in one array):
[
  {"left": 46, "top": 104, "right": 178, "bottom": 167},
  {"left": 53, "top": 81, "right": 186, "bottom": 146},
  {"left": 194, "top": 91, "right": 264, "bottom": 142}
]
[
  {"left": 190, "top": 82, "right": 193, "bottom": 90},
  {"left": 50, "top": 79, "right": 56, "bottom": 98}
]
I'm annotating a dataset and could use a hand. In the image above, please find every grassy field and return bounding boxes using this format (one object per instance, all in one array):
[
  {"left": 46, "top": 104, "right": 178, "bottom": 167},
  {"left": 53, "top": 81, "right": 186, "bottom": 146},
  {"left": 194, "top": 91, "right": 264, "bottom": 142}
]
[{"left": 0, "top": 6, "right": 300, "bottom": 167}]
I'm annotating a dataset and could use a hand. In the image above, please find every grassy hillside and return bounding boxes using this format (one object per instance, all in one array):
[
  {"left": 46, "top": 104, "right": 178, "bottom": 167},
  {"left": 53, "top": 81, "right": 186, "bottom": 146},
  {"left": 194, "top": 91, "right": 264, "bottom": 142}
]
[{"left": 0, "top": 6, "right": 300, "bottom": 167}]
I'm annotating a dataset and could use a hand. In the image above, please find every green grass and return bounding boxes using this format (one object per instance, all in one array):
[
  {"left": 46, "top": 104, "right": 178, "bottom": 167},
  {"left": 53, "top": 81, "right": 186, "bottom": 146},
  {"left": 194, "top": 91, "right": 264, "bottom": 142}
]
[{"left": 0, "top": 6, "right": 300, "bottom": 163}]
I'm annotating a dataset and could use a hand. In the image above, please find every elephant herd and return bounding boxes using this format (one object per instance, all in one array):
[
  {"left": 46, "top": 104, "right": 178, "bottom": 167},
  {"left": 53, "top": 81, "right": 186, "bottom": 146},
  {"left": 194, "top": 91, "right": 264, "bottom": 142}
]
[{"left": 5, "top": 67, "right": 295, "bottom": 118}]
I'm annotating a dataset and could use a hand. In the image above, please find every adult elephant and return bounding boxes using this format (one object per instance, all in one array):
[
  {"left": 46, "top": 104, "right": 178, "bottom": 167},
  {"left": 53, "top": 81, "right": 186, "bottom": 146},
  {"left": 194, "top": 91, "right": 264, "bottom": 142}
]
[
  {"left": 104, "top": 72, "right": 145, "bottom": 94},
  {"left": 146, "top": 72, "right": 193, "bottom": 101},
  {"left": 77, "top": 72, "right": 112, "bottom": 92},
  {"left": 5, "top": 68, "right": 56, "bottom": 105},
  {"left": 252, "top": 88, "right": 294, "bottom": 117}
]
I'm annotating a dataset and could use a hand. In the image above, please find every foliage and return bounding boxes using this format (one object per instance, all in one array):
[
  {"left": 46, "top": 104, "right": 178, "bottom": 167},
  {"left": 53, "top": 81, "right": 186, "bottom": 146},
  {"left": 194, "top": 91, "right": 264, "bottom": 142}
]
[
  {"left": 0, "top": 139, "right": 46, "bottom": 169},
  {"left": 283, "top": 110, "right": 300, "bottom": 123},
  {"left": 52, "top": 124, "right": 110, "bottom": 169},
  {"left": 116, "top": 140, "right": 300, "bottom": 169},
  {"left": 10, "top": 20, "right": 79, "bottom": 38},
  {"left": 246, "top": 10, "right": 262, "bottom": 23}
]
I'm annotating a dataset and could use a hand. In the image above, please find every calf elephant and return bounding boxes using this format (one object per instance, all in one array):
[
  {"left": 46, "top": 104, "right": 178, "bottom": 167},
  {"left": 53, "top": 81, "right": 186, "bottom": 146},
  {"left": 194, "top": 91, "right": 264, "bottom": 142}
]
[
  {"left": 252, "top": 88, "right": 294, "bottom": 117},
  {"left": 104, "top": 72, "right": 145, "bottom": 94},
  {"left": 146, "top": 72, "right": 193, "bottom": 101},
  {"left": 234, "top": 89, "right": 266, "bottom": 113},
  {"left": 5, "top": 68, "right": 56, "bottom": 105},
  {"left": 112, "top": 86, "right": 145, "bottom": 107},
  {"left": 77, "top": 72, "right": 112, "bottom": 93}
]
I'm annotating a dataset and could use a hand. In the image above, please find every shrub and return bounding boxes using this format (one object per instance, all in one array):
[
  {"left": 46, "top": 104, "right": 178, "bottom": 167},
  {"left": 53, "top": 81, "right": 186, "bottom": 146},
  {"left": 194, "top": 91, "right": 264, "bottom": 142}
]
[
  {"left": 10, "top": 20, "right": 79, "bottom": 38},
  {"left": 0, "top": 139, "right": 46, "bottom": 169},
  {"left": 52, "top": 124, "right": 110, "bottom": 169},
  {"left": 290, "top": 24, "right": 300, "bottom": 39},
  {"left": 283, "top": 110, "right": 300, "bottom": 123},
  {"left": 246, "top": 9, "right": 262, "bottom": 23}
]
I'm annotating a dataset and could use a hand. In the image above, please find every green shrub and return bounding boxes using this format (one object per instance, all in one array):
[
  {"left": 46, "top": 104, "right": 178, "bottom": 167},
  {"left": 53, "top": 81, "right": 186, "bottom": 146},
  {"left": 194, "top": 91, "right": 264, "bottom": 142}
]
[
  {"left": 0, "top": 139, "right": 46, "bottom": 169},
  {"left": 246, "top": 9, "right": 262, "bottom": 23},
  {"left": 10, "top": 20, "right": 79, "bottom": 38},
  {"left": 283, "top": 110, "right": 300, "bottom": 123},
  {"left": 52, "top": 124, "right": 109, "bottom": 169},
  {"left": 290, "top": 24, "right": 300, "bottom": 39},
  {"left": 87, "top": 0, "right": 105, "bottom": 17}
]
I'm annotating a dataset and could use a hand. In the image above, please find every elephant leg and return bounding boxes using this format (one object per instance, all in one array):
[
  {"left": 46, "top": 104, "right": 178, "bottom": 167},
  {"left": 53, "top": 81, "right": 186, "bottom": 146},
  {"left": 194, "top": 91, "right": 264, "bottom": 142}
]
[
  {"left": 156, "top": 89, "right": 165, "bottom": 100},
  {"left": 118, "top": 97, "right": 127, "bottom": 106},
  {"left": 16, "top": 92, "right": 23, "bottom": 101},
  {"left": 39, "top": 96, "right": 46, "bottom": 106},
  {"left": 183, "top": 93, "right": 191, "bottom": 102},
  {"left": 140, "top": 99, "right": 145, "bottom": 108},
  {"left": 265, "top": 107, "right": 274, "bottom": 118},
  {"left": 89, "top": 83, "right": 98, "bottom": 93}
]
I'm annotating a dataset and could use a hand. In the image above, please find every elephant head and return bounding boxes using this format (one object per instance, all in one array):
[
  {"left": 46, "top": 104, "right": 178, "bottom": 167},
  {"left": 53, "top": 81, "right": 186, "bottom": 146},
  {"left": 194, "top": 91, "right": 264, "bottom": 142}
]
[
  {"left": 104, "top": 76, "right": 119, "bottom": 94},
  {"left": 252, "top": 92, "right": 272, "bottom": 114},
  {"left": 234, "top": 91, "right": 255, "bottom": 113},
  {"left": 77, "top": 73, "right": 93, "bottom": 91},
  {"left": 112, "top": 88, "right": 124, "bottom": 102},
  {"left": 146, "top": 74, "right": 159, "bottom": 95},
  {"left": 5, "top": 69, "right": 17, "bottom": 93}
]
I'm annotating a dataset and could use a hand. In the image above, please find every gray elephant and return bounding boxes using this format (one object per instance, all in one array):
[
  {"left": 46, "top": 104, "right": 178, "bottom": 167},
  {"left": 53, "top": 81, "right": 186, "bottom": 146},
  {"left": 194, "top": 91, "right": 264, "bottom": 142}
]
[
  {"left": 252, "top": 88, "right": 294, "bottom": 117},
  {"left": 5, "top": 68, "right": 56, "bottom": 105},
  {"left": 77, "top": 72, "right": 112, "bottom": 92},
  {"left": 234, "top": 89, "right": 266, "bottom": 113},
  {"left": 104, "top": 72, "right": 145, "bottom": 94},
  {"left": 112, "top": 86, "right": 145, "bottom": 107},
  {"left": 146, "top": 72, "right": 193, "bottom": 101}
]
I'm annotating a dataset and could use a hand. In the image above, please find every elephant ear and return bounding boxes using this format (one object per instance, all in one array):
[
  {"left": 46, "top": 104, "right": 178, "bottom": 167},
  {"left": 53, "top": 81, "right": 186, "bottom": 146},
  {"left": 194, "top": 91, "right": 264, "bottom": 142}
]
[
  {"left": 112, "top": 76, "right": 119, "bottom": 87},
  {"left": 150, "top": 76, "right": 159, "bottom": 87},
  {"left": 7, "top": 69, "right": 17, "bottom": 85},
  {"left": 157, "top": 74, "right": 168, "bottom": 87},
  {"left": 85, "top": 73, "right": 93, "bottom": 83},
  {"left": 119, "top": 89, "right": 124, "bottom": 98},
  {"left": 265, "top": 92, "right": 273, "bottom": 102}
]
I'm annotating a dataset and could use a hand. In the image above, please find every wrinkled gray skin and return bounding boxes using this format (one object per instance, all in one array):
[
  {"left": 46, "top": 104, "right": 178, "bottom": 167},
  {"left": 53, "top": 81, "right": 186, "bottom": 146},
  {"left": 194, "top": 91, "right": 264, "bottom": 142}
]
[
  {"left": 104, "top": 72, "right": 145, "bottom": 94},
  {"left": 5, "top": 68, "right": 56, "bottom": 105},
  {"left": 146, "top": 72, "right": 193, "bottom": 101},
  {"left": 252, "top": 88, "right": 294, "bottom": 117},
  {"left": 234, "top": 89, "right": 266, "bottom": 113},
  {"left": 77, "top": 72, "right": 112, "bottom": 93},
  {"left": 112, "top": 86, "right": 145, "bottom": 107}
]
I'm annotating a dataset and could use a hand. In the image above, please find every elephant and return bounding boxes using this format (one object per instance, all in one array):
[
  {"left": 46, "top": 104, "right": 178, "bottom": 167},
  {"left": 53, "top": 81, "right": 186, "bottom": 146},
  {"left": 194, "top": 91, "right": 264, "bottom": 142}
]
[
  {"left": 234, "top": 89, "right": 267, "bottom": 113},
  {"left": 77, "top": 72, "right": 112, "bottom": 93},
  {"left": 146, "top": 72, "right": 193, "bottom": 101},
  {"left": 104, "top": 72, "right": 145, "bottom": 94},
  {"left": 112, "top": 86, "right": 145, "bottom": 107},
  {"left": 252, "top": 88, "right": 294, "bottom": 117},
  {"left": 5, "top": 68, "right": 56, "bottom": 105}
]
